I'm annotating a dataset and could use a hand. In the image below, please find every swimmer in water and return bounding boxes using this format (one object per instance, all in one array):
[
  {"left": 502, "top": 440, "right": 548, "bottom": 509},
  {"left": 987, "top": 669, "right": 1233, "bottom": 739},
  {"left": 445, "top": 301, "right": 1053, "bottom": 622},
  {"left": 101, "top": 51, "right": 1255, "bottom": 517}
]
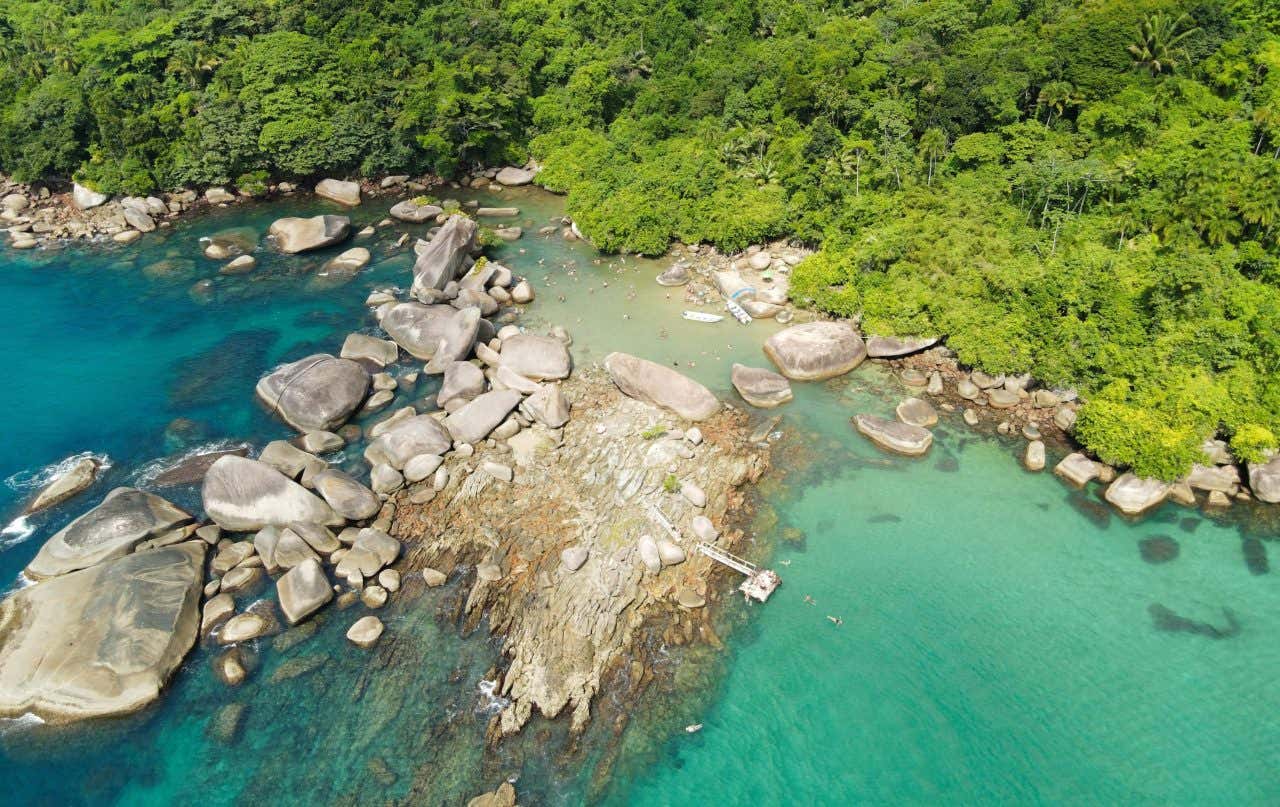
[
  {"left": 803, "top": 595, "right": 815, "bottom": 606},
  {"left": 827, "top": 615, "right": 843, "bottom": 626}
]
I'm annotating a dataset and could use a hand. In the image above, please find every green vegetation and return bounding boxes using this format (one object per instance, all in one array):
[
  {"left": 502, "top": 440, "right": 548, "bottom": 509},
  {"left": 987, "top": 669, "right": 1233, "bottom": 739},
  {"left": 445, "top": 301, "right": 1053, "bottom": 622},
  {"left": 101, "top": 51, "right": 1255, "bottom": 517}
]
[
  {"left": 1, "top": 0, "right": 1277, "bottom": 477},
  {"left": 640, "top": 424, "right": 667, "bottom": 441},
  {"left": 662, "top": 474, "right": 680, "bottom": 494}
]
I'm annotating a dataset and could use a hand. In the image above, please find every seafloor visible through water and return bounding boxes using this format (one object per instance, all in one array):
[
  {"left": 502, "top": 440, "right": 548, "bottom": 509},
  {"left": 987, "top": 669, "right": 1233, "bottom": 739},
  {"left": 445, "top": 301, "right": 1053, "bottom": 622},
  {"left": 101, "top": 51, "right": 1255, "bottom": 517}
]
[{"left": 1, "top": 188, "right": 1276, "bottom": 806}]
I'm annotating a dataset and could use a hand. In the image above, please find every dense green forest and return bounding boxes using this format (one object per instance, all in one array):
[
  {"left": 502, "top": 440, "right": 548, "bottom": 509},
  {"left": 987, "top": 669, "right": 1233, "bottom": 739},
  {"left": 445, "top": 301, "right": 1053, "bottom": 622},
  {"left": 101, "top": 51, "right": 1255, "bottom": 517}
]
[{"left": 1, "top": 0, "right": 1278, "bottom": 478}]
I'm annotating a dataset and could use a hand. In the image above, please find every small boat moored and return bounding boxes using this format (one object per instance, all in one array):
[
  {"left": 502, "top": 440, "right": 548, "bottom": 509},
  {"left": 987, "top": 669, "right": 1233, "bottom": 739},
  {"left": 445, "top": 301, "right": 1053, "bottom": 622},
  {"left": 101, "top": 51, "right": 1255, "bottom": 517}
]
[
  {"left": 685, "top": 723, "right": 703, "bottom": 733},
  {"left": 682, "top": 310, "right": 724, "bottom": 323}
]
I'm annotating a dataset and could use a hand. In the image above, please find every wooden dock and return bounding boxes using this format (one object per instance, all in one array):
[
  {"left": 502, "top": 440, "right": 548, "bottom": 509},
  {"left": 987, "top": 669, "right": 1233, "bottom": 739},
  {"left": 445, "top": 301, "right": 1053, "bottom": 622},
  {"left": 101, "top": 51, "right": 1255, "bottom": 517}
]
[{"left": 696, "top": 542, "right": 781, "bottom": 602}]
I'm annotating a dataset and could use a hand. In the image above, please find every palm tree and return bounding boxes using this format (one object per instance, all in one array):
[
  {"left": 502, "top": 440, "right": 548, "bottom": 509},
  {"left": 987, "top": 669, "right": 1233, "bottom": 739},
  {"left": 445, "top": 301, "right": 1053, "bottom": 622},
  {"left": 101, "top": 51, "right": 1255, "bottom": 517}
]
[
  {"left": 918, "top": 127, "right": 947, "bottom": 187},
  {"left": 1128, "top": 12, "right": 1200, "bottom": 77},
  {"left": 1037, "top": 81, "right": 1081, "bottom": 128}
]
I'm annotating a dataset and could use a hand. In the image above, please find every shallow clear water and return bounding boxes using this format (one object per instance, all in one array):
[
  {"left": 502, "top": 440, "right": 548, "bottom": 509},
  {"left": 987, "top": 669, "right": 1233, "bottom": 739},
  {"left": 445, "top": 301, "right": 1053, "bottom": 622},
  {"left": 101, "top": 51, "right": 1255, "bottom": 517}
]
[{"left": 1, "top": 188, "right": 1276, "bottom": 805}]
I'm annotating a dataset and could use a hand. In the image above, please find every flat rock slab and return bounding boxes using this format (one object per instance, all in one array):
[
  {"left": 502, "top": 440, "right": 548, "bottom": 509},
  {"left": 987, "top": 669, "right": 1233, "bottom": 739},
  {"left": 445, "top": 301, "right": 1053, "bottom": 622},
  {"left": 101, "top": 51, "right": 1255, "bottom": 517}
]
[
  {"left": 604, "top": 352, "right": 719, "bottom": 421},
  {"left": 499, "top": 334, "right": 571, "bottom": 381},
  {"left": 26, "top": 487, "right": 193, "bottom": 579},
  {"left": 256, "top": 354, "right": 370, "bottom": 433},
  {"left": 1054, "top": 452, "right": 1101, "bottom": 486},
  {"left": 312, "top": 469, "right": 380, "bottom": 521},
  {"left": 763, "top": 322, "right": 866, "bottom": 381},
  {"left": 853, "top": 414, "right": 933, "bottom": 456},
  {"left": 0, "top": 543, "right": 205, "bottom": 723},
  {"left": 445, "top": 390, "right": 523, "bottom": 445}
]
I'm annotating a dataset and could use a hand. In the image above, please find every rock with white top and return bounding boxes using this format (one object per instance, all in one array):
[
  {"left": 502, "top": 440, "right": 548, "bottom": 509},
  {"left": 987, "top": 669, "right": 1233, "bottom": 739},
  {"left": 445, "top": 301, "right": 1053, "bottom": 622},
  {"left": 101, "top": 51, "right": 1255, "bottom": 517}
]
[
  {"left": 895, "top": 397, "right": 938, "bottom": 428},
  {"left": 1024, "top": 440, "right": 1046, "bottom": 471},
  {"left": 202, "top": 456, "right": 342, "bottom": 532},
  {"left": 23, "top": 456, "right": 99, "bottom": 515},
  {"left": 72, "top": 182, "right": 109, "bottom": 210},
  {"left": 1247, "top": 455, "right": 1280, "bottom": 503}
]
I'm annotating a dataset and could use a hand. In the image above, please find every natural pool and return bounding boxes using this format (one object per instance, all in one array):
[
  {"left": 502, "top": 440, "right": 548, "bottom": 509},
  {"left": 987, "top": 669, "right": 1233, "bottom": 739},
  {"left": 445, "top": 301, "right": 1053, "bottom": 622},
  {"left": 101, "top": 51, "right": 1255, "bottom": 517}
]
[{"left": 1, "top": 187, "right": 1276, "bottom": 805}]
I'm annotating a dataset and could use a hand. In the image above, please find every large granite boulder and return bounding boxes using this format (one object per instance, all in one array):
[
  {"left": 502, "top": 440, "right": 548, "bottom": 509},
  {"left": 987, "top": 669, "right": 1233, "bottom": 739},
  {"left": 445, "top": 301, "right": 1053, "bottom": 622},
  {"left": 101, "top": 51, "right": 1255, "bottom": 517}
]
[
  {"left": 853, "top": 414, "right": 933, "bottom": 456},
  {"left": 267, "top": 215, "right": 351, "bottom": 254},
  {"left": 444, "top": 390, "right": 523, "bottom": 444},
  {"left": 731, "top": 364, "right": 792, "bottom": 408},
  {"left": 494, "top": 166, "right": 536, "bottom": 186},
  {"left": 72, "top": 182, "right": 108, "bottom": 210},
  {"left": 276, "top": 558, "right": 333, "bottom": 625},
  {"left": 439, "top": 361, "right": 487, "bottom": 407},
  {"left": 1248, "top": 455, "right": 1280, "bottom": 503},
  {"left": 315, "top": 178, "right": 361, "bottom": 206},
  {"left": 499, "top": 334, "right": 572, "bottom": 381},
  {"left": 26, "top": 488, "right": 193, "bottom": 579},
  {"left": 365, "top": 415, "right": 452, "bottom": 469},
  {"left": 202, "top": 456, "right": 342, "bottom": 531},
  {"left": 1054, "top": 452, "right": 1101, "bottom": 486},
  {"left": 379, "top": 302, "right": 458, "bottom": 360},
  {"left": 1104, "top": 473, "right": 1170, "bottom": 516},
  {"left": 763, "top": 322, "right": 866, "bottom": 380},
  {"left": 865, "top": 335, "right": 939, "bottom": 358},
  {"left": 603, "top": 352, "right": 719, "bottom": 421},
  {"left": 312, "top": 469, "right": 381, "bottom": 521},
  {"left": 390, "top": 198, "right": 443, "bottom": 223},
  {"left": 24, "top": 456, "right": 99, "bottom": 515},
  {"left": 410, "top": 215, "right": 477, "bottom": 299},
  {"left": 0, "top": 543, "right": 205, "bottom": 723},
  {"left": 423, "top": 307, "right": 482, "bottom": 372},
  {"left": 340, "top": 333, "right": 398, "bottom": 368},
  {"left": 256, "top": 354, "right": 370, "bottom": 432},
  {"left": 1186, "top": 464, "right": 1241, "bottom": 494}
]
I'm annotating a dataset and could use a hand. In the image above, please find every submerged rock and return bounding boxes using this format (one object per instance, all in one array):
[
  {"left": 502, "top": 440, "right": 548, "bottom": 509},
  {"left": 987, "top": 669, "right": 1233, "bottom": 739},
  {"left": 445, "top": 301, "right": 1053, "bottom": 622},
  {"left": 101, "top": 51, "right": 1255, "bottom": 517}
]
[
  {"left": 604, "top": 352, "right": 719, "bottom": 421},
  {"left": 763, "top": 321, "right": 866, "bottom": 381},
  {"left": 26, "top": 488, "right": 193, "bottom": 579},
  {"left": 1139, "top": 535, "right": 1180, "bottom": 564},
  {"left": 894, "top": 397, "right": 937, "bottom": 428},
  {"left": 202, "top": 456, "right": 341, "bottom": 531},
  {"left": 0, "top": 543, "right": 205, "bottom": 723},
  {"left": 853, "top": 414, "right": 932, "bottom": 456}
]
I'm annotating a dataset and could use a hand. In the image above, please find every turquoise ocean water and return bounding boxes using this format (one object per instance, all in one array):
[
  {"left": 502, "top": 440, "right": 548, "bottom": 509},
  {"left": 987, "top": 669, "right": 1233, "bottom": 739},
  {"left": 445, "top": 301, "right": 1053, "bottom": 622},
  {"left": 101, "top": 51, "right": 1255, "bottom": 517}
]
[{"left": 0, "top": 188, "right": 1276, "bottom": 805}]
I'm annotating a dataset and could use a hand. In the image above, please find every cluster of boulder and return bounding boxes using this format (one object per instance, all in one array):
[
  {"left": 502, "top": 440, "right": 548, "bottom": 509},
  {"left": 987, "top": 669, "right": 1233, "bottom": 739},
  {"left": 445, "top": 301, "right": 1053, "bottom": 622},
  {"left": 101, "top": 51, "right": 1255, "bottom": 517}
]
[{"left": 655, "top": 240, "right": 807, "bottom": 323}]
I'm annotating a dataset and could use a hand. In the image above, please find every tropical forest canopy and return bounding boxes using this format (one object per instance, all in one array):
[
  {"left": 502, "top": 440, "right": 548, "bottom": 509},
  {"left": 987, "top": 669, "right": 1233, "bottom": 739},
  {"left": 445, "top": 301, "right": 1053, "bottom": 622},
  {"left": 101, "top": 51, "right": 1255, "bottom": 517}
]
[{"left": 1, "top": 0, "right": 1278, "bottom": 479}]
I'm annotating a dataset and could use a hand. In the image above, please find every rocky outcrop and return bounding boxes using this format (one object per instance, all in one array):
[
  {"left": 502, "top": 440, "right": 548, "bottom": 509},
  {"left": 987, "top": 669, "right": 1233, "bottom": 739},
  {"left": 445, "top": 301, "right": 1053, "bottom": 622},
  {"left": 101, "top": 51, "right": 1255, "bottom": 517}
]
[
  {"left": 24, "top": 456, "right": 99, "bottom": 515},
  {"left": 256, "top": 354, "right": 370, "bottom": 432},
  {"left": 25, "top": 488, "right": 193, "bottom": 579},
  {"left": 865, "top": 335, "right": 939, "bottom": 358},
  {"left": 731, "top": 364, "right": 793, "bottom": 408},
  {"left": 0, "top": 543, "right": 205, "bottom": 723},
  {"left": 499, "top": 334, "right": 571, "bottom": 381},
  {"left": 411, "top": 215, "right": 477, "bottom": 298},
  {"left": 1104, "top": 473, "right": 1170, "bottom": 516},
  {"left": 763, "top": 321, "right": 866, "bottom": 380},
  {"left": 315, "top": 178, "right": 361, "bottom": 206},
  {"left": 268, "top": 215, "right": 351, "bottom": 254},
  {"left": 853, "top": 414, "right": 933, "bottom": 456},
  {"left": 392, "top": 369, "right": 766, "bottom": 737},
  {"left": 202, "top": 456, "right": 341, "bottom": 531},
  {"left": 603, "top": 352, "right": 719, "bottom": 421}
]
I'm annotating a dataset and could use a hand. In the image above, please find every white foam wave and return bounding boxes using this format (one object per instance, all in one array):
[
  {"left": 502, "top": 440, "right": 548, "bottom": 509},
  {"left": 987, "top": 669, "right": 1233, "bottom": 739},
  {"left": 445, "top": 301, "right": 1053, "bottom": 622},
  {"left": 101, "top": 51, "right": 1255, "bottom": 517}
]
[
  {"left": 475, "top": 678, "right": 511, "bottom": 715},
  {"left": 129, "top": 440, "right": 251, "bottom": 487},
  {"left": 4, "top": 451, "right": 111, "bottom": 493},
  {"left": 0, "top": 712, "right": 45, "bottom": 736},
  {"left": 0, "top": 516, "right": 34, "bottom": 548}
]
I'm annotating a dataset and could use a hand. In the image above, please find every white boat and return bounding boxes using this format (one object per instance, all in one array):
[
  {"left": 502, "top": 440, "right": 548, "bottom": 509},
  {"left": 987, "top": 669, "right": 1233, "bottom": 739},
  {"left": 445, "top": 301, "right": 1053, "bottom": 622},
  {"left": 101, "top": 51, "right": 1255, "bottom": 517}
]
[
  {"left": 682, "top": 310, "right": 723, "bottom": 323},
  {"left": 725, "top": 298, "right": 753, "bottom": 324},
  {"left": 685, "top": 723, "right": 703, "bottom": 733}
]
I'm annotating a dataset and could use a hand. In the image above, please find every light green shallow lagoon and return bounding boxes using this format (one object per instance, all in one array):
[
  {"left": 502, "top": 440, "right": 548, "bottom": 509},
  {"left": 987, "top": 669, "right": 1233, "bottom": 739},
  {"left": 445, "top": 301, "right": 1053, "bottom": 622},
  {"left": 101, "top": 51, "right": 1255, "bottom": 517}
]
[{"left": 0, "top": 187, "right": 1276, "bottom": 805}]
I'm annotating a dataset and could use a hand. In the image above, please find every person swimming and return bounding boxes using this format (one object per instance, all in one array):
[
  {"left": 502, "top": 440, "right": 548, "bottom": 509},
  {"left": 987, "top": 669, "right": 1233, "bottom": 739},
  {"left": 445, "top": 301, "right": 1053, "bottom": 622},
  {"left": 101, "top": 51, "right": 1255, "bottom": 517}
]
[
  {"left": 827, "top": 615, "right": 843, "bottom": 626},
  {"left": 803, "top": 595, "right": 815, "bottom": 605}
]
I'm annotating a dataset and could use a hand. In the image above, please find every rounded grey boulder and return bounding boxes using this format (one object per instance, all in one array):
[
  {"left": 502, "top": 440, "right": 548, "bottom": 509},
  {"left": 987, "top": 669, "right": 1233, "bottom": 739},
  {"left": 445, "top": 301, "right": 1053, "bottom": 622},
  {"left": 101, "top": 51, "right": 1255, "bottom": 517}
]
[
  {"left": 498, "top": 334, "right": 572, "bottom": 381},
  {"left": 267, "top": 215, "right": 351, "bottom": 254},
  {"left": 603, "top": 352, "right": 719, "bottom": 422},
  {"left": 380, "top": 302, "right": 460, "bottom": 360},
  {"left": 202, "top": 455, "right": 342, "bottom": 532},
  {"left": 365, "top": 415, "right": 453, "bottom": 469},
  {"left": 312, "top": 469, "right": 380, "bottom": 521},
  {"left": 853, "top": 414, "right": 933, "bottom": 456},
  {"left": 276, "top": 558, "right": 334, "bottom": 625},
  {"left": 763, "top": 321, "right": 866, "bottom": 381},
  {"left": 731, "top": 363, "right": 793, "bottom": 408},
  {"left": 256, "top": 354, "right": 370, "bottom": 433}
]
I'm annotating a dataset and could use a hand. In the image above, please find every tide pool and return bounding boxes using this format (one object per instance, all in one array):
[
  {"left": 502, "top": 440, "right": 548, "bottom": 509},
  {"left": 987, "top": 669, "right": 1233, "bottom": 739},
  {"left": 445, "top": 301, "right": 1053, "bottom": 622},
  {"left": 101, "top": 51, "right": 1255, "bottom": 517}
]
[{"left": 1, "top": 188, "right": 1276, "bottom": 806}]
